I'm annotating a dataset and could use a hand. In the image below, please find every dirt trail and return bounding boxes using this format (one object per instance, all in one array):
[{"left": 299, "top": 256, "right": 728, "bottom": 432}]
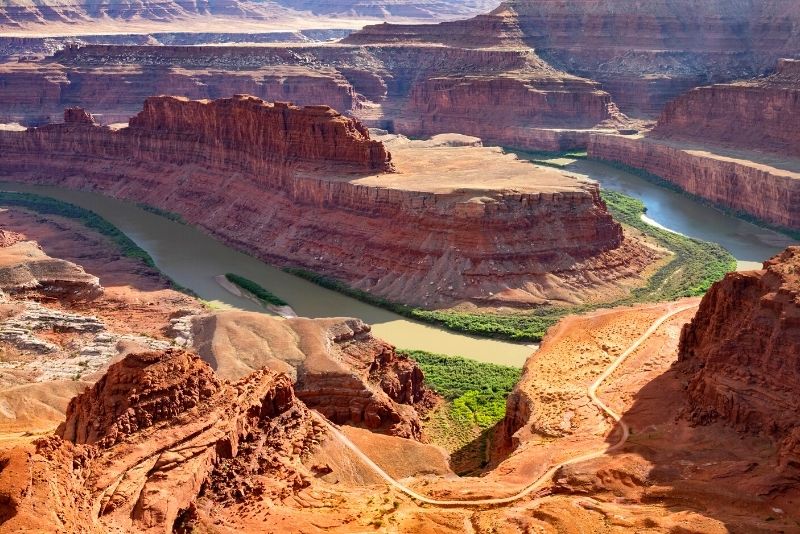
[{"left": 316, "top": 303, "right": 699, "bottom": 507}]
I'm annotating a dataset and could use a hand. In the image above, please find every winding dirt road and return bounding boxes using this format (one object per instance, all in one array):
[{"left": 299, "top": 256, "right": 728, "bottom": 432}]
[{"left": 315, "top": 303, "right": 698, "bottom": 507}]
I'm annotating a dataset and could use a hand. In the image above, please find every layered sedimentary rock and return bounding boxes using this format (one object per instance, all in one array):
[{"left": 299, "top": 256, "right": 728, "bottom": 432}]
[
  {"left": 0, "top": 39, "right": 631, "bottom": 150},
  {"left": 0, "top": 237, "right": 101, "bottom": 298},
  {"left": 346, "top": 0, "right": 800, "bottom": 117},
  {"left": 587, "top": 133, "right": 800, "bottom": 230},
  {"left": 677, "top": 247, "right": 800, "bottom": 471},
  {"left": 191, "top": 312, "right": 427, "bottom": 439},
  {"left": 654, "top": 59, "right": 800, "bottom": 157},
  {"left": 0, "top": 61, "right": 358, "bottom": 126},
  {"left": 0, "top": 348, "right": 321, "bottom": 533},
  {"left": 588, "top": 58, "right": 800, "bottom": 230},
  {"left": 0, "top": 96, "right": 655, "bottom": 308}
]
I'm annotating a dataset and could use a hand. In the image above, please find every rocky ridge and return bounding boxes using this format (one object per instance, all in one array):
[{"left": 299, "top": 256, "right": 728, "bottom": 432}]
[
  {"left": 1, "top": 348, "right": 322, "bottom": 533},
  {"left": 653, "top": 59, "right": 800, "bottom": 157},
  {"left": 190, "top": 312, "right": 429, "bottom": 439},
  {"left": 0, "top": 97, "right": 654, "bottom": 308},
  {"left": 677, "top": 247, "right": 800, "bottom": 473}
]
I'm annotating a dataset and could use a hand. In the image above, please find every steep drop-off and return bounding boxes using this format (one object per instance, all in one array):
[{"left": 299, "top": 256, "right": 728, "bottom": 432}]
[
  {"left": 587, "top": 134, "right": 800, "bottom": 231},
  {"left": 346, "top": 0, "right": 800, "bottom": 117},
  {"left": 0, "top": 40, "right": 631, "bottom": 150},
  {"left": 654, "top": 59, "right": 800, "bottom": 157},
  {"left": 677, "top": 247, "right": 800, "bottom": 472},
  {"left": 191, "top": 312, "right": 428, "bottom": 439},
  {"left": 0, "top": 96, "right": 655, "bottom": 309},
  {"left": 1, "top": 348, "right": 322, "bottom": 533}
]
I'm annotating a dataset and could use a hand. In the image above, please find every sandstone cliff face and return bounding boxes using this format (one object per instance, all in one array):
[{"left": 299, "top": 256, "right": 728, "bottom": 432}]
[
  {"left": 346, "top": 0, "right": 800, "bottom": 117},
  {"left": 677, "top": 247, "right": 800, "bottom": 472},
  {"left": 588, "top": 133, "right": 800, "bottom": 230},
  {"left": 0, "top": 96, "right": 648, "bottom": 309},
  {"left": 653, "top": 59, "right": 800, "bottom": 157},
  {"left": 1, "top": 348, "right": 321, "bottom": 533},
  {"left": 190, "top": 312, "right": 428, "bottom": 439},
  {"left": 0, "top": 40, "right": 631, "bottom": 151},
  {"left": 0, "top": 61, "right": 358, "bottom": 126}
]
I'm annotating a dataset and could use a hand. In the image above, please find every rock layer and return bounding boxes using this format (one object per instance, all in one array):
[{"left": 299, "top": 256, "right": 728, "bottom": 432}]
[
  {"left": 654, "top": 59, "right": 800, "bottom": 157},
  {"left": 588, "top": 133, "right": 800, "bottom": 230},
  {"left": 346, "top": 0, "right": 800, "bottom": 117},
  {"left": 0, "top": 96, "right": 652, "bottom": 309},
  {"left": 677, "top": 247, "right": 800, "bottom": 471}
]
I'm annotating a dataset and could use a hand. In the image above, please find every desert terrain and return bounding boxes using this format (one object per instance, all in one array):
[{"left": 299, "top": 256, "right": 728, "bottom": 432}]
[{"left": 0, "top": 1, "right": 799, "bottom": 533}]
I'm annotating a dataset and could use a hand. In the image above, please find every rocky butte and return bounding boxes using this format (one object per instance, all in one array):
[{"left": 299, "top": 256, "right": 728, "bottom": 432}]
[
  {"left": 0, "top": 96, "right": 655, "bottom": 309},
  {"left": 589, "top": 59, "right": 800, "bottom": 231}
]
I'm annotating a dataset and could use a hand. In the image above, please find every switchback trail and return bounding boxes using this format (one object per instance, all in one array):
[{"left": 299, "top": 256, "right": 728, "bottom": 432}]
[{"left": 315, "top": 303, "right": 698, "bottom": 507}]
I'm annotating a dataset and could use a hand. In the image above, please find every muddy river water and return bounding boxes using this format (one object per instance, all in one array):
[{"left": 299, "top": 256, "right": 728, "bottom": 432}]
[{"left": 1, "top": 158, "right": 795, "bottom": 367}]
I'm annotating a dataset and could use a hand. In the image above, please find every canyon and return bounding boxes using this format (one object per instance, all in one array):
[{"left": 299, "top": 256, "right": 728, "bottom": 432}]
[
  {"left": 589, "top": 58, "right": 800, "bottom": 231},
  {"left": 0, "top": 96, "right": 658, "bottom": 309}
]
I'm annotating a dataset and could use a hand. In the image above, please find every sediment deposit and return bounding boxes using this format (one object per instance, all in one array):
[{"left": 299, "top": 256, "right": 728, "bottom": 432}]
[
  {"left": 0, "top": 96, "right": 656, "bottom": 309},
  {"left": 654, "top": 59, "right": 800, "bottom": 158},
  {"left": 0, "top": 40, "right": 633, "bottom": 151},
  {"left": 678, "top": 247, "right": 800, "bottom": 472}
]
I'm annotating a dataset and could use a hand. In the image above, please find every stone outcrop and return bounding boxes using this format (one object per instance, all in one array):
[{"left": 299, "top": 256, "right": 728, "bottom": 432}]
[
  {"left": 190, "top": 312, "right": 429, "bottom": 439},
  {"left": 0, "top": 348, "right": 321, "bottom": 533},
  {"left": 0, "top": 239, "right": 101, "bottom": 298},
  {"left": 0, "top": 96, "right": 655, "bottom": 309},
  {"left": 654, "top": 59, "right": 800, "bottom": 157},
  {"left": 587, "top": 132, "right": 800, "bottom": 230},
  {"left": 677, "top": 247, "right": 800, "bottom": 472},
  {"left": 588, "top": 59, "right": 800, "bottom": 230},
  {"left": 0, "top": 40, "right": 633, "bottom": 151}
]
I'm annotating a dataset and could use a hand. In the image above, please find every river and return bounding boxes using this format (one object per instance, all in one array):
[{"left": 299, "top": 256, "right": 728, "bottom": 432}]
[
  {"left": 1, "top": 158, "right": 795, "bottom": 368},
  {"left": 0, "top": 182, "right": 536, "bottom": 367},
  {"left": 517, "top": 156, "right": 797, "bottom": 271}
]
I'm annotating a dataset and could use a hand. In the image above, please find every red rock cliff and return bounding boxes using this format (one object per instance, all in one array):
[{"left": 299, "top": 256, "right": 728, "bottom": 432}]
[
  {"left": 588, "top": 133, "right": 800, "bottom": 230},
  {"left": 653, "top": 59, "right": 800, "bottom": 157},
  {"left": 677, "top": 247, "right": 800, "bottom": 472},
  {"left": 0, "top": 96, "right": 652, "bottom": 308}
]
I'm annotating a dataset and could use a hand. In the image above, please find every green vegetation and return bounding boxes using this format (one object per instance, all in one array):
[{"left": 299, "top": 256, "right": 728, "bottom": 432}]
[
  {"left": 601, "top": 190, "right": 736, "bottom": 299},
  {"left": 401, "top": 349, "right": 522, "bottom": 471},
  {"left": 136, "top": 202, "right": 187, "bottom": 224},
  {"left": 599, "top": 159, "right": 800, "bottom": 241},
  {"left": 0, "top": 191, "right": 195, "bottom": 296},
  {"left": 507, "top": 148, "right": 588, "bottom": 169},
  {"left": 286, "top": 188, "right": 737, "bottom": 342},
  {"left": 400, "top": 349, "right": 520, "bottom": 429},
  {"left": 224, "top": 273, "right": 288, "bottom": 307}
]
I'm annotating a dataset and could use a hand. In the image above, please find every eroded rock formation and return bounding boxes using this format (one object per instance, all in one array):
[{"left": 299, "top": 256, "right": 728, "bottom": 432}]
[
  {"left": 190, "top": 312, "right": 429, "bottom": 439},
  {"left": 588, "top": 132, "right": 800, "bottom": 230},
  {"left": 0, "top": 348, "right": 322, "bottom": 533},
  {"left": 677, "top": 247, "right": 800, "bottom": 472},
  {"left": 654, "top": 59, "right": 800, "bottom": 157},
  {"left": 0, "top": 96, "right": 655, "bottom": 309},
  {"left": 347, "top": 0, "right": 800, "bottom": 117}
]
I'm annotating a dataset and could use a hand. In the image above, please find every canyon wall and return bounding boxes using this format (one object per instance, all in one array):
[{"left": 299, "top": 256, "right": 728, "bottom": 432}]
[
  {"left": 653, "top": 59, "right": 800, "bottom": 157},
  {"left": 0, "top": 96, "right": 650, "bottom": 309},
  {"left": 346, "top": 0, "right": 800, "bottom": 117},
  {"left": 588, "top": 133, "right": 800, "bottom": 231},
  {"left": 677, "top": 247, "right": 800, "bottom": 472},
  {"left": 0, "top": 62, "right": 358, "bottom": 126},
  {"left": 0, "top": 42, "right": 630, "bottom": 150}
]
